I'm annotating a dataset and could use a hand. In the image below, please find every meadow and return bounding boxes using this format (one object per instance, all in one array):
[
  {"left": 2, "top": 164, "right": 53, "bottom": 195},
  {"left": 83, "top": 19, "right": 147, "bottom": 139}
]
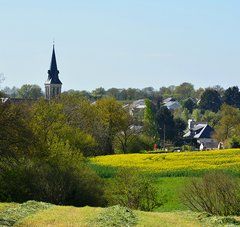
[{"left": 90, "top": 149, "right": 240, "bottom": 212}]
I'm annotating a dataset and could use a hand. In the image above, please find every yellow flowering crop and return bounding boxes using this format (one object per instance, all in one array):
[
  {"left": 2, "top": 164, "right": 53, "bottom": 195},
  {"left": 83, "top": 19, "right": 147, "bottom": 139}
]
[{"left": 91, "top": 149, "right": 240, "bottom": 174}]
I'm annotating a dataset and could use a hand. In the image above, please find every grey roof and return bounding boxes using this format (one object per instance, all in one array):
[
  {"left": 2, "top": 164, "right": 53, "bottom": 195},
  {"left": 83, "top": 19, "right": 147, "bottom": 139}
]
[
  {"left": 131, "top": 99, "right": 146, "bottom": 109},
  {"left": 163, "top": 97, "right": 175, "bottom": 104},
  {"left": 164, "top": 101, "right": 180, "bottom": 110},
  {"left": 184, "top": 123, "right": 214, "bottom": 139}
]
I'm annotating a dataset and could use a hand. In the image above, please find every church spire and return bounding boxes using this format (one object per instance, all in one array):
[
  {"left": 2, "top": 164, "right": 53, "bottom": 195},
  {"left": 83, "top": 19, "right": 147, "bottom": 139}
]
[
  {"left": 47, "top": 45, "right": 62, "bottom": 84},
  {"left": 45, "top": 44, "right": 62, "bottom": 100}
]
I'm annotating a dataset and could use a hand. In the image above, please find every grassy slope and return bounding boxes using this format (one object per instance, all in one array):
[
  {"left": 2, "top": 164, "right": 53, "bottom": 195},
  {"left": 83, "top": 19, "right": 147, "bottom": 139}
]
[{"left": 16, "top": 205, "right": 204, "bottom": 227}]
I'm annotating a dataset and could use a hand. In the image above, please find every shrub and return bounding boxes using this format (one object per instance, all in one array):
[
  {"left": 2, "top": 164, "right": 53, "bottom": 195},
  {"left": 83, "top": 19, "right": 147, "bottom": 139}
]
[
  {"left": 104, "top": 169, "right": 160, "bottom": 211},
  {"left": 0, "top": 154, "right": 106, "bottom": 207},
  {"left": 181, "top": 145, "right": 193, "bottom": 151},
  {"left": 126, "top": 135, "right": 155, "bottom": 153},
  {"left": 229, "top": 136, "right": 240, "bottom": 148},
  {"left": 181, "top": 172, "right": 240, "bottom": 216}
]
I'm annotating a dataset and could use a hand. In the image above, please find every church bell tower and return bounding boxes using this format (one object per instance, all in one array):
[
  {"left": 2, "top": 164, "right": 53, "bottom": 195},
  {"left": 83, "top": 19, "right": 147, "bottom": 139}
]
[{"left": 45, "top": 45, "right": 62, "bottom": 100}]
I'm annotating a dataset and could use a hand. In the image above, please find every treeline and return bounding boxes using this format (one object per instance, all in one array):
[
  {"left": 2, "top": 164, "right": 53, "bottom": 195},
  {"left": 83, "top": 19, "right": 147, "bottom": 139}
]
[{"left": 0, "top": 82, "right": 229, "bottom": 101}]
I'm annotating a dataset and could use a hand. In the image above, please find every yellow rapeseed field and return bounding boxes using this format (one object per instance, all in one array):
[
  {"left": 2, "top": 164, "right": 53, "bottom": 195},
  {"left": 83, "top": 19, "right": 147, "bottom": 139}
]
[{"left": 91, "top": 149, "right": 240, "bottom": 174}]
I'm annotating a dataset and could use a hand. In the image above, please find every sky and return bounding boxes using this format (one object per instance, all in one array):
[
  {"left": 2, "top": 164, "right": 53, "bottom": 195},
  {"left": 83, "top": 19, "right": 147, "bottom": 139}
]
[{"left": 0, "top": 0, "right": 240, "bottom": 91}]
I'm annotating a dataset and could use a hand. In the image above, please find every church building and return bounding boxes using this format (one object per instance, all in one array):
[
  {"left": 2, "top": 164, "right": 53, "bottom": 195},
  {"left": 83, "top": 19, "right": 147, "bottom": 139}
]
[{"left": 45, "top": 45, "right": 62, "bottom": 100}]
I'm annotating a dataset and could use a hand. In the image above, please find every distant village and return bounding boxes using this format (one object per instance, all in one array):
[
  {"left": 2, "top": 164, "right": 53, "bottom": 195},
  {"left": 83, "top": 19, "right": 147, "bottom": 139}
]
[{"left": 1, "top": 45, "right": 239, "bottom": 152}]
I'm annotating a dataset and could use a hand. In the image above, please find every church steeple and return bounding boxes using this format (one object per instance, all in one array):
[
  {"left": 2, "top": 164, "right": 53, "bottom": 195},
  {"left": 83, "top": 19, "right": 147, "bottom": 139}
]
[
  {"left": 45, "top": 45, "right": 62, "bottom": 100},
  {"left": 47, "top": 45, "right": 62, "bottom": 84}
]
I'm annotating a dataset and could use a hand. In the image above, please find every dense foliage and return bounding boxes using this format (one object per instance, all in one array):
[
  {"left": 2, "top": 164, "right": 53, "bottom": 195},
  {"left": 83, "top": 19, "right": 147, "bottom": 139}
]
[{"left": 182, "top": 172, "right": 240, "bottom": 216}]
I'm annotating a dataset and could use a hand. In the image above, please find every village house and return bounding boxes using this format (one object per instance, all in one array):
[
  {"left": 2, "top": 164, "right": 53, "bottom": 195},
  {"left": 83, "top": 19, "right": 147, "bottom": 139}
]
[{"left": 183, "top": 119, "right": 218, "bottom": 150}]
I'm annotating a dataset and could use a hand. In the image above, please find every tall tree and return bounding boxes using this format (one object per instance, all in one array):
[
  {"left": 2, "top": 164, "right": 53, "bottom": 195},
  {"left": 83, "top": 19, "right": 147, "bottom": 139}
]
[
  {"left": 143, "top": 99, "right": 158, "bottom": 139},
  {"left": 155, "top": 106, "right": 176, "bottom": 145},
  {"left": 174, "top": 82, "right": 195, "bottom": 100},
  {"left": 94, "top": 98, "right": 129, "bottom": 154},
  {"left": 18, "top": 84, "right": 43, "bottom": 99},
  {"left": 223, "top": 86, "right": 240, "bottom": 108},
  {"left": 199, "top": 89, "right": 222, "bottom": 112},
  {"left": 214, "top": 104, "right": 240, "bottom": 143}
]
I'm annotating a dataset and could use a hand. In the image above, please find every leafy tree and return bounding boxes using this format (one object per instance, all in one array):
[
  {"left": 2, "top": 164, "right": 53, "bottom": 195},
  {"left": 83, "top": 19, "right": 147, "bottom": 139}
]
[
  {"left": 143, "top": 99, "right": 158, "bottom": 139},
  {"left": 191, "top": 109, "right": 202, "bottom": 122},
  {"left": 174, "top": 82, "right": 195, "bottom": 101},
  {"left": 214, "top": 104, "right": 240, "bottom": 143},
  {"left": 30, "top": 99, "right": 96, "bottom": 156},
  {"left": 223, "top": 86, "right": 240, "bottom": 108},
  {"left": 94, "top": 98, "right": 129, "bottom": 154},
  {"left": 0, "top": 103, "right": 34, "bottom": 159},
  {"left": 2, "top": 86, "right": 19, "bottom": 98},
  {"left": 201, "top": 110, "right": 220, "bottom": 128},
  {"left": 155, "top": 106, "right": 176, "bottom": 144},
  {"left": 18, "top": 84, "right": 43, "bottom": 99},
  {"left": 174, "top": 118, "right": 187, "bottom": 145},
  {"left": 182, "top": 98, "right": 196, "bottom": 113},
  {"left": 92, "top": 87, "right": 106, "bottom": 99},
  {"left": 199, "top": 89, "right": 222, "bottom": 112},
  {"left": 159, "top": 85, "right": 175, "bottom": 98}
]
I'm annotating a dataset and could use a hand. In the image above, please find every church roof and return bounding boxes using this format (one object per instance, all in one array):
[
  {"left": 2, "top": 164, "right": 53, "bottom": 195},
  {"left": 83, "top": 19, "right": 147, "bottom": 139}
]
[{"left": 46, "top": 45, "right": 62, "bottom": 85}]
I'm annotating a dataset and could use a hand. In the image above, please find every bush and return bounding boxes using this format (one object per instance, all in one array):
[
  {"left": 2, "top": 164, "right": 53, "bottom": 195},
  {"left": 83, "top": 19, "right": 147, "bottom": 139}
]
[
  {"left": 0, "top": 154, "right": 106, "bottom": 207},
  {"left": 104, "top": 169, "right": 160, "bottom": 211},
  {"left": 229, "top": 136, "right": 240, "bottom": 148},
  {"left": 181, "top": 172, "right": 240, "bottom": 216},
  {"left": 126, "top": 135, "right": 155, "bottom": 153},
  {"left": 181, "top": 145, "right": 193, "bottom": 151}
]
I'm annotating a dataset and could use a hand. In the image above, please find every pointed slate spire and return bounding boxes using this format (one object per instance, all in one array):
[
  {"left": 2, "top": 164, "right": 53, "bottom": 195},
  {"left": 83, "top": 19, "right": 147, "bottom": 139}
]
[{"left": 47, "top": 45, "right": 62, "bottom": 84}]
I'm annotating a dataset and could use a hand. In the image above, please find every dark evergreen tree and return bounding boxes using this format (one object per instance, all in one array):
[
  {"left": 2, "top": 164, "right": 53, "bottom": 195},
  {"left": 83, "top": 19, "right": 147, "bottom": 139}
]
[
  {"left": 182, "top": 98, "right": 196, "bottom": 113},
  {"left": 223, "top": 86, "right": 240, "bottom": 108},
  {"left": 199, "top": 89, "right": 222, "bottom": 112}
]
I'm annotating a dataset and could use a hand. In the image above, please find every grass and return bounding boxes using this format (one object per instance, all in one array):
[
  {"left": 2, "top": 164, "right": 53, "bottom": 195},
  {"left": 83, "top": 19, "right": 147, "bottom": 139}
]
[
  {"left": 155, "top": 177, "right": 188, "bottom": 212},
  {"left": 0, "top": 201, "right": 238, "bottom": 226},
  {"left": 0, "top": 201, "right": 52, "bottom": 226}
]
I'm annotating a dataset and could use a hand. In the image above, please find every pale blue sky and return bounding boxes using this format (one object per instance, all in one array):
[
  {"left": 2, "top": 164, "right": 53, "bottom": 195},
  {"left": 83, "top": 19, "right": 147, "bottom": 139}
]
[{"left": 0, "top": 0, "right": 240, "bottom": 91}]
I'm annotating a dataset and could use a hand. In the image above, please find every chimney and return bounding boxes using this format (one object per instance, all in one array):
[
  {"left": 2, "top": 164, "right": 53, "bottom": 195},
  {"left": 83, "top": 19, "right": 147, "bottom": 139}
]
[{"left": 188, "top": 119, "right": 195, "bottom": 130}]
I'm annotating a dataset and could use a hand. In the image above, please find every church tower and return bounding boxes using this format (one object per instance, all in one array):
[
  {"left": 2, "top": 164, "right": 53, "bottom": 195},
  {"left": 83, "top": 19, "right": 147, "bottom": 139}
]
[{"left": 45, "top": 45, "right": 62, "bottom": 100}]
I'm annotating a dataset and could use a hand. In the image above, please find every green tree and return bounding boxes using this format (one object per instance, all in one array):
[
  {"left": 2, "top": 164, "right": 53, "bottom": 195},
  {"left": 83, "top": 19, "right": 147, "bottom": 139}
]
[
  {"left": 155, "top": 106, "right": 176, "bottom": 145},
  {"left": 143, "top": 99, "right": 158, "bottom": 139},
  {"left": 182, "top": 98, "right": 196, "bottom": 113},
  {"left": 214, "top": 104, "right": 240, "bottom": 143},
  {"left": 223, "top": 86, "right": 240, "bottom": 108},
  {"left": 0, "top": 103, "right": 34, "bottom": 158},
  {"left": 174, "top": 82, "right": 195, "bottom": 101},
  {"left": 199, "top": 89, "right": 222, "bottom": 112},
  {"left": 92, "top": 87, "right": 106, "bottom": 99},
  {"left": 94, "top": 98, "right": 129, "bottom": 154},
  {"left": 18, "top": 84, "right": 43, "bottom": 99}
]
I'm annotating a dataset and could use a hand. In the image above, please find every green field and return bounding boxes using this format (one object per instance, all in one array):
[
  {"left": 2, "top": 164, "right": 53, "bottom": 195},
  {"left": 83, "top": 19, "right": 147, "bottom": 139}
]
[{"left": 90, "top": 149, "right": 240, "bottom": 212}]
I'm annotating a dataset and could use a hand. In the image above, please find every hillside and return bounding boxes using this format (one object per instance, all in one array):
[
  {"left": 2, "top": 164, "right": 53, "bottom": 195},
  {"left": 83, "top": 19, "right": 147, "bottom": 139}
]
[{"left": 1, "top": 201, "right": 239, "bottom": 227}]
